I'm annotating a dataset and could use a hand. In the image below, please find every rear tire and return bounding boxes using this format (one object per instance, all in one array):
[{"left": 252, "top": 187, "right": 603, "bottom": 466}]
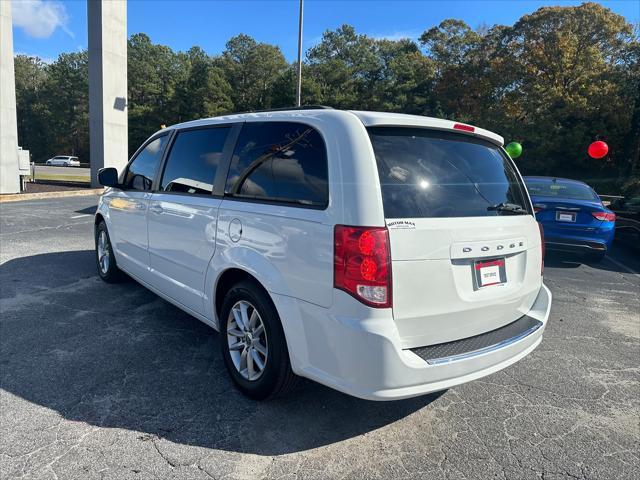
[
  {"left": 219, "top": 280, "right": 298, "bottom": 400},
  {"left": 95, "top": 221, "right": 124, "bottom": 283}
]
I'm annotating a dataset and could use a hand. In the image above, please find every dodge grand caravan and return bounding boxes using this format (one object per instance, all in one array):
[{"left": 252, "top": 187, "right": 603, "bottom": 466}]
[{"left": 95, "top": 107, "right": 552, "bottom": 400}]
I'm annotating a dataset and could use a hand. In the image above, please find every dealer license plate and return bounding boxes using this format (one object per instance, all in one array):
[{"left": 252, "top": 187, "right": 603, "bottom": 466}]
[{"left": 474, "top": 258, "right": 506, "bottom": 288}]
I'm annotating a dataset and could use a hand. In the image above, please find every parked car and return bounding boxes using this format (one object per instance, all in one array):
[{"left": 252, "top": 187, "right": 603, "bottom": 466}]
[
  {"left": 95, "top": 107, "right": 551, "bottom": 401},
  {"left": 45, "top": 155, "right": 80, "bottom": 166},
  {"left": 608, "top": 196, "right": 640, "bottom": 251},
  {"left": 524, "top": 176, "right": 615, "bottom": 261}
]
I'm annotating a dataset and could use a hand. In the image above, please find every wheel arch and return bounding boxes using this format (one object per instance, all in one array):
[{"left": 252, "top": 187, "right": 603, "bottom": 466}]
[
  {"left": 212, "top": 266, "right": 307, "bottom": 375},
  {"left": 214, "top": 268, "right": 262, "bottom": 320}
]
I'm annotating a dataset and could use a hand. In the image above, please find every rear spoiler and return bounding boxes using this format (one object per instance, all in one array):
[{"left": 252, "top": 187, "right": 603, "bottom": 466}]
[{"left": 351, "top": 111, "right": 504, "bottom": 147}]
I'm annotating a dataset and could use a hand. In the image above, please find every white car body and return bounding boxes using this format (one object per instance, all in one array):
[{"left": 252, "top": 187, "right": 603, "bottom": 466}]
[
  {"left": 46, "top": 155, "right": 80, "bottom": 166},
  {"left": 96, "top": 108, "right": 551, "bottom": 400}
]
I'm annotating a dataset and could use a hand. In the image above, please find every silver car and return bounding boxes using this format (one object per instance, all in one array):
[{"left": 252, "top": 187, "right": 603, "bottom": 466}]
[{"left": 45, "top": 155, "right": 80, "bottom": 167}]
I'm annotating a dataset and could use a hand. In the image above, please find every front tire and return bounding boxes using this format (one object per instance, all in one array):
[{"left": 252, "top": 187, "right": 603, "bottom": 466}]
[
  {"left": 95, "top": 221, "right": 124, "bottom": 283},
  {"left": 220, "top": 281, "right": 298, "bottom": 400}
]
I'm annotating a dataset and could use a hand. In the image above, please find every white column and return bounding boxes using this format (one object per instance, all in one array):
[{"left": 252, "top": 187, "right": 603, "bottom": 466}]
[
  {"left": 0, "top": 0, "right": 20, "bottom": 194},
  {"left": 88, "top": 0, "right": 128, "bottom": 187}
]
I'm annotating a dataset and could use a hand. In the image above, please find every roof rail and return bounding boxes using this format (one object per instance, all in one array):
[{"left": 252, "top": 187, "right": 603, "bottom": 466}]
[{"left": 232, "top": 105, "right": 334, "bottom": 115}]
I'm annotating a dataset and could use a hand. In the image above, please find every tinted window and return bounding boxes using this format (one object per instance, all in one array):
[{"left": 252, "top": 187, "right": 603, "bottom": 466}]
[
  {"left": 368, "top": 127, "right": 530, "bottom": 218},
  {"left": 124, "top": 135, "right": 168, "bottom": 191},
  {"left": 525, "top": 179, "right": 599, "bottom": 201},
  {"left": 160, "top": 127, "right": 230, "bottom": 195},
  {"left": 225, "top": 122, "right": 328, "bottom": 207}
]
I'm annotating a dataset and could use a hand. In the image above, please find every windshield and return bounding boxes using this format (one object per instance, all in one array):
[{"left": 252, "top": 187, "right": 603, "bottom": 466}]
[
  {"left": 524, "top": 179, "right": 599, "bottom": 201},
  {"left": 368, "top": 127, "right": 531, "bottom": 218}
]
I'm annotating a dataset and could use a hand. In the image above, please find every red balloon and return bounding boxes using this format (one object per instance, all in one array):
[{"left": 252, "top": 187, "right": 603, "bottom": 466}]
[{"left": 588, "top": 141, "right": 608, "bottom": 159}]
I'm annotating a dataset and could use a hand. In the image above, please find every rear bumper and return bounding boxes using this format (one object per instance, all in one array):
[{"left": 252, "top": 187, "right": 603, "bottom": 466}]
[
  {"left": 545, "top": 238, "right": 608, "bottom": 252},
  {"left": 272, "top": 283, "right": 552, "bottom": 401}
]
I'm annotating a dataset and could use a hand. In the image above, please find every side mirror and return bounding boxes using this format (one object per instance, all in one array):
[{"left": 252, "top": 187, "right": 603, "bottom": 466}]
[{"left": 97, "top": 167, "right": 120, "bottom": 188}]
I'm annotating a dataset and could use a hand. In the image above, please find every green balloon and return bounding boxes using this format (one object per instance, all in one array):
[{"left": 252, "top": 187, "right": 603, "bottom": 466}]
[{"left": 505, "top": 142, "right": 523, "bottom": 158}]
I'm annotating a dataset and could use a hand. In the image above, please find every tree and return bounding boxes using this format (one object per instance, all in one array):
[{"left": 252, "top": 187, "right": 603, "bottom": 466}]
[
  {"left": 306, "top": 25, "right": 381, "bottom": 108},
  {"left": 420, "top": 19, "right": 481, "bottom": 68},
  {"left": 374, "top": 39, "right": 436, "bottom": 114},
  {"left": 497, "top": 2, "right": 638, "bottom": 187},
  {"left": 14, "top": 55, "right": 49, "bottom": 161},
  {"left": 219, "top": 34, "right": 288, "bottom": 111},
  {"left": 41, "top": 52, "right": 89, "bottom": 161},
  {"left": 12, "top": 5, "right": 638, "bottom": 194},
  {"left": 174, "top": 47, "right": 233, "bottom": 120},
  {"left": 127, "top": 33, "right": 185, "bottom": 154}
]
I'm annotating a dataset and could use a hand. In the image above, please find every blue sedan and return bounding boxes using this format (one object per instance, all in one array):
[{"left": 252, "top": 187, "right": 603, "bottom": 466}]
[{"left": 524, "top": 176, "right": 616, "bottom": 261}]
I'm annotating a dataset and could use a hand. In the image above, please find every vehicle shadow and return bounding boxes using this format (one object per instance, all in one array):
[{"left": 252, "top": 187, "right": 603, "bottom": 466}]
[
  {"left": 0, "top": 250, "right": 439, "bottom": 456},
  {"left": 544, "top": 247, "right": 639, "bottom": 274},
  {"left": 74, "top": 205, "right": 97, "bottom": 215}
]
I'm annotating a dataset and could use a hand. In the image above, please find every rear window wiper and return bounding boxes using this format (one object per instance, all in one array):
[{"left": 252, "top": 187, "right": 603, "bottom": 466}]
[{"left": 487, "top": 202, "right": 527, "bottom": 214}]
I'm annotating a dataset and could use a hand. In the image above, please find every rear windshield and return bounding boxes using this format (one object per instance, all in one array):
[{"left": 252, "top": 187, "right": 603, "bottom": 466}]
[
  {"left": 368, "top": 127, "right": 531, "bottom": 218},
  {"left": 525, "top": 179, "right": 599, "bottom": 201}
]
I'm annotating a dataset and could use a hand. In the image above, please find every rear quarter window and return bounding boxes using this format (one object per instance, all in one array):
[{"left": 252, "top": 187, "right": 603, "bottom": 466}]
[
  {"left": 368, "top": 127, "right": 531, "bottom": 218},
  {"left": 225, "top": 122, "right": 328, "bottom": 208}
]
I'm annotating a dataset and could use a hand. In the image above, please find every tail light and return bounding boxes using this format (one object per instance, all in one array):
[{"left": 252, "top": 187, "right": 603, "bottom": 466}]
[
  {"left": 453, "top": 123, "right": 475, "bottom": 133},
  {"left": 334, "top": 225, "right": 392, "bottom": 308},
  {"left": 538, "top": 222, "right": 545, "bottom": 275},
  {"left": 592, "top": 212, "right": 616, "bottom": 222},
  {"left": 533, "top": 204, "right": 546, "bottom": 214}
]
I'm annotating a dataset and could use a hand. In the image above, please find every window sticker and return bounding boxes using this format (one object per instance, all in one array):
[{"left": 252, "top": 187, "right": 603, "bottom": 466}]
[{"left": 387, "top": 220, "right": 416, "bottom": 230}]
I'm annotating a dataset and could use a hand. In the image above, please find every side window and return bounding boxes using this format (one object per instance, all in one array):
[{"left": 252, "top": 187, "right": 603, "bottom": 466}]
[
  {"left": 124, "top": 135, "right": 168, "bottom": 191},
  {"left": 225, "top": 122, "right": 328, "bottom": 207},
  {"left": 160, "top": 127, "right": 230, "bottom": 195}
]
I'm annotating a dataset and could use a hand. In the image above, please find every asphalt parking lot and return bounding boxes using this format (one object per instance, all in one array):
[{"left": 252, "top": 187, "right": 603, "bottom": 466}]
[{"left": 1, "top": 195, "right": 638, "bottom": 480}]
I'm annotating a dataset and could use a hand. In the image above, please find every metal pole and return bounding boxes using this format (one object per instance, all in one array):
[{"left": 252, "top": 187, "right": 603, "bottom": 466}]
[{"left": 296, "top": 0, "right": 304, "bottom": 107}]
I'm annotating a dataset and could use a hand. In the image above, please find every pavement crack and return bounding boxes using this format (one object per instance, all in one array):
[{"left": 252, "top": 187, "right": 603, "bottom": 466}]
[{"left": 150, "top": 437, "right": 177, "bottom": 468}]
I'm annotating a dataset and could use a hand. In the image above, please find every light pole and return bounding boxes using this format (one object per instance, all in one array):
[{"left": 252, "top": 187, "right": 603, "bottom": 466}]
[{"left": 296, "top": 0, "right": 304, "bottom": 107}]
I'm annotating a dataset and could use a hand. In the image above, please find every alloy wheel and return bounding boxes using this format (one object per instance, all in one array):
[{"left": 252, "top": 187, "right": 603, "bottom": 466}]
[
  {"left": 226, "top": 300, "right": 269, "bottom": 381},
  {"left": 97, "top": 230, "right": 110, "bottom": 274}
]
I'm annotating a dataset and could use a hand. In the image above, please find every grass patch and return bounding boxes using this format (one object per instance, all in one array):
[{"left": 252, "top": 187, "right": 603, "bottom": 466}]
[{"left": 33, "top": 174, "right": 90, "bottom": 183}]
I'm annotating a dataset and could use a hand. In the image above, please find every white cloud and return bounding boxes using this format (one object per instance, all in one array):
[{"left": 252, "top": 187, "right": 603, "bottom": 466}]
[{"left": 12, "top": 0, "right": 73, "bottom": 39}]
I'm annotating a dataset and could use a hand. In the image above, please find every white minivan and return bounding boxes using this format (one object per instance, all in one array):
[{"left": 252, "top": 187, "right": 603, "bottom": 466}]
[{"left": 95, "top": 107, "right": 551, "bottom": 400}]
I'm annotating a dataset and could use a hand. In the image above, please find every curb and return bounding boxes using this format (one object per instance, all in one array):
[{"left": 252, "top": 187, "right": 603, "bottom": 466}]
[{"left": 0, "top": 188, "right": 104, "bottom": 203}]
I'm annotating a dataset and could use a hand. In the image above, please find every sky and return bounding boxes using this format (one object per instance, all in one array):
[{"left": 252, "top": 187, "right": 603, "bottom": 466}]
[{"left": 11, "top": 0, "right": 640, "bottom": 63}]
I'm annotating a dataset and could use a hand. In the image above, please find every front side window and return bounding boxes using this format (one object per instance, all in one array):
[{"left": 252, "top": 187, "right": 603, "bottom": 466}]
[
  {"left": 368, "top": 127, "right": 531, "bottom": 218},
  {"left": 160, "top": 127, "right": 230, "bottom": 195},
  {"left": 124, "top": 135, "right": 168, "bottom": 191},
  {"left": 225, "top": 122, "right": 328, "bottom": 207}
]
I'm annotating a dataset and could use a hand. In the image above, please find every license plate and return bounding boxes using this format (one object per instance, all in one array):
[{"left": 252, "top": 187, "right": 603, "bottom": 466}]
[
  {"left": 474, "top": 258, "right": 506, "bottom": 288},
  {"left": 556, "top": 211, "right": 576, "bottom": 222}
]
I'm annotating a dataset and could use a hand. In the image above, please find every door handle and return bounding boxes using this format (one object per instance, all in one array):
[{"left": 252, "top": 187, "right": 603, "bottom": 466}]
[{"left": 149, "top": 205, "right": 164, "bottom": 214}]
